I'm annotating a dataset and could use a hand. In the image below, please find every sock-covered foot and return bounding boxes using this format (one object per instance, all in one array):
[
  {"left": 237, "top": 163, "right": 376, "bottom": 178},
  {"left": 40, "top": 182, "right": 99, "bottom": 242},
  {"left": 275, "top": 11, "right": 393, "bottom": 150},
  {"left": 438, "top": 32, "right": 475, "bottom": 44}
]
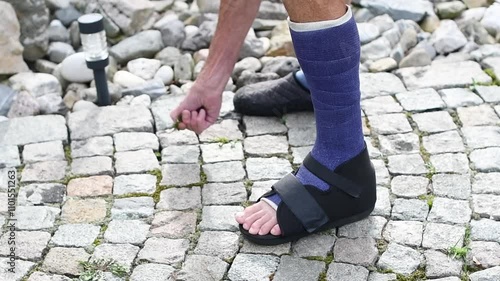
[
  {"left": 236, "top": 6, "right": 365, "bottom": 236},
  {"left": 233, "top": 70, "right": 312, "bottom": 116}
]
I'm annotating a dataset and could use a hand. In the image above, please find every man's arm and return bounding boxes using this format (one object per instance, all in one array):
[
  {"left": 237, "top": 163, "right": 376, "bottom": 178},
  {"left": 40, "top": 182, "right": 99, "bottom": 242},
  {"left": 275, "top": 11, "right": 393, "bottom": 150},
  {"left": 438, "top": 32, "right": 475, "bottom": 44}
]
[{"left": 170, "top": 0, "right": 262, "bottom": 133}]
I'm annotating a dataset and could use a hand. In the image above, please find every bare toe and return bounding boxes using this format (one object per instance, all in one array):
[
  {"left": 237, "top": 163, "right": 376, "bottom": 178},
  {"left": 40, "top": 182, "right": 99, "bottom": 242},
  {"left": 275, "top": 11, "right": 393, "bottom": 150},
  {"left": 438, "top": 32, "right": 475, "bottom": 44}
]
[
  {"left": 270, "top": 224, "right": 282, "bottom": 236},
  {"left": 243, "top": 210, "right": 265, "bottom": 230}
]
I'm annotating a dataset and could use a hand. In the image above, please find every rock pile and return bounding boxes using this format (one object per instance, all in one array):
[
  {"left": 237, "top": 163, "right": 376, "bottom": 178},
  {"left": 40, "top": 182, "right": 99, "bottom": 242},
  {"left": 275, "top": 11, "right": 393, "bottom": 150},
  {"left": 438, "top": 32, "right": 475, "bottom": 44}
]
[{"left": 0, "top": 0, "right": 499, "bottom": 119}]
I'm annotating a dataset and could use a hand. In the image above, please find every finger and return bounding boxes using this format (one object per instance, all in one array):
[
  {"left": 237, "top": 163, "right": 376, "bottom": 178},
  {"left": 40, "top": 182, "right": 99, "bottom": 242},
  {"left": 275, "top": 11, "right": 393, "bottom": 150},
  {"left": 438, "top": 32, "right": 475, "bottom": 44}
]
[
  {"left": 177, "top": 122, "right": 187, "bottom": 130},
  {"left": 195, "top": 109, "right": 207, "bottom": 134},
  {"left": 182, "top": 110, "right": 191, "bottom": 126},
  {"left": 190, "top": 110, "right": 199, "bottom": 133},
  {"left": 170, "top": 106, "right": 181, "bottom": 122}
]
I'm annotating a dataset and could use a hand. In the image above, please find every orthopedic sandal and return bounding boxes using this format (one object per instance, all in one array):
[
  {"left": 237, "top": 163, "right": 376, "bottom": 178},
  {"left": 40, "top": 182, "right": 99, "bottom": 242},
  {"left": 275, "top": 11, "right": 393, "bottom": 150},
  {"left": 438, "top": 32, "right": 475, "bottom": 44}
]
[{"left": 239, "top": 146, "right": 376, "bottom": 245}]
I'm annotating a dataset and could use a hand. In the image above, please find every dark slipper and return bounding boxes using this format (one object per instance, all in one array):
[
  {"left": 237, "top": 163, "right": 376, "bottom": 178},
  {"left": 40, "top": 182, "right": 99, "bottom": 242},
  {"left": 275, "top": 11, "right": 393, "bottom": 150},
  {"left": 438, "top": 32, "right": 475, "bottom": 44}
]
[
  {"left": 239, "top": 146, "right": 376, "bottom": 246},
  {"left": 233, "top": 71, "right": 312, "bottom": 116}
]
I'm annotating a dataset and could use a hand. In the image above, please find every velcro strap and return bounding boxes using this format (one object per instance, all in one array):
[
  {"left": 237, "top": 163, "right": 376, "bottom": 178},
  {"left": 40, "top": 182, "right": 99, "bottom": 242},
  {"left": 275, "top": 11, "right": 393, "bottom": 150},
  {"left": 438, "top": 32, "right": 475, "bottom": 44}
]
[
  {"left": 303, "top": 153, "right": 362, "bottom": 198},
  {"left": 273, "top": 173, "right": 329, "bottom": 233}
]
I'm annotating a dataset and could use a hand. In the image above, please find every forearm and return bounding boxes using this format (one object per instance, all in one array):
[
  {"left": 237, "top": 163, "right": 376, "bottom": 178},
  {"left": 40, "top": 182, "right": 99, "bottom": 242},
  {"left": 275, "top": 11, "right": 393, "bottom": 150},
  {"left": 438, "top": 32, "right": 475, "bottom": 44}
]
[{"left": 197, "top": 0, "right": 262, "bottom": 89}]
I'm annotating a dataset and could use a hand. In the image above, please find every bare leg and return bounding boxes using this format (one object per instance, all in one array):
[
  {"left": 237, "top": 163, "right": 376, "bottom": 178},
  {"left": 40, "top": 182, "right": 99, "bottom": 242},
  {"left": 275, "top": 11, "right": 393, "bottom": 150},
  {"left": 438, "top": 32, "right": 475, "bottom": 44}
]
[{"left": 236, "top": 0, "right": 351, "bottom": 236}]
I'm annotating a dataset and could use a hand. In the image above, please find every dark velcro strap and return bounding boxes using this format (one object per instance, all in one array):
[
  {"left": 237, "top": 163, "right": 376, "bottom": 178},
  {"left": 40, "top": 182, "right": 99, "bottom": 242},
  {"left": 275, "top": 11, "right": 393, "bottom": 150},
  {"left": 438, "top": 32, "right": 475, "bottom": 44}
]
[
  {"left": 273, "top": 173, "right": 329, "bottom": 233},
  {"left": 303, "top": 153, "right": 362, "bottom": 198}
]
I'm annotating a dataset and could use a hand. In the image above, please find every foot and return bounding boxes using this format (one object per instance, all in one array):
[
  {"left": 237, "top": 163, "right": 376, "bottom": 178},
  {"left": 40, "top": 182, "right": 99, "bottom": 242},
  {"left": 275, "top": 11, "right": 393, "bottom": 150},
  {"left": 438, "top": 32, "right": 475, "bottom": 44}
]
[
  {"left": 233, "top": 72, "right": 312, "bottom": 116},
  {"left": 235, "top": 201, "right": 282, "bottom": 236}
]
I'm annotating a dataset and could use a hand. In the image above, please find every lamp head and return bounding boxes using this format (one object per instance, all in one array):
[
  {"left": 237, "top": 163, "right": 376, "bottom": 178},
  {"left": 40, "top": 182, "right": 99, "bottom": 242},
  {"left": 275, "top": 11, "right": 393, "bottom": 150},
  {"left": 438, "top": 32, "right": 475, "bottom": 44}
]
[{"left": 78, "top": 13, "right": 108, "bottom": 62}]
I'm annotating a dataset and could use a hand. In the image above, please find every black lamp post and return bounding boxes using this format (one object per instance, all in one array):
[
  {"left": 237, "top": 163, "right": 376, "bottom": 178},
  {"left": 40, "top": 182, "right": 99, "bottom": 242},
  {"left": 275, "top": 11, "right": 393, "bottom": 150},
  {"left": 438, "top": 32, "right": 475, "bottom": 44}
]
[{"left": 78, "top": 13, "right": 111, "bottom": 106}]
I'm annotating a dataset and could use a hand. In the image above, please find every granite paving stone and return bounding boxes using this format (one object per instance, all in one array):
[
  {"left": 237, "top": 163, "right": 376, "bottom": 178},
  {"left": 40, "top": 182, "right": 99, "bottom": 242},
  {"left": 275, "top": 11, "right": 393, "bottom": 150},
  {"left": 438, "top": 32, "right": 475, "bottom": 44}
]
[
  {"left": 0, "top": 258, "right": 35, "bottom": 281},
  {"left": 472, "top": 194, "right": 500, "bottom": 219},
  {"left": 368, "top": 113, "right": 412, "bottom": 135},
  {"left": 71, "top": 156, "right": 113, "bottom": 176},
  {"left": 201, "top": 142, "right": 244, "bottom": 163},
  {"left": 378, "top": 133, "right": 420, "bottom": 155},
  {"left": 391, "top": 176, "right": 428, "bottom": 198},
  {"left": 161, "top": 163, "right": 201, "bottom": 186},
  {"left": 27, "top": 272, "right": 72, "bottom": 281},
  {"left": 432, "top": 174, "right": 471, "bottom": 200},
  {"left": 377, "top": 243, "right": 422, "bottom": 275},
  {"left": 246, "top": 157, "right": 292, "bottom": 180},
  {"left": 151, "top": 95, "right": 188, "bottom": 131},
  {"left": 138, "top": 238, "right": 189, "bottom": 265},
  {"left": 470, "top": 147, "right": 500, "bottom": 172},
  {"left": 396, "top": 88, "right": 446, "bottom": 112},
  {"left": 243, "top": 116, "right": 288, "bottom": 136},
  {"left": 360, "top": 72, "right": 407, "bottom": 99},
  {"left": 0, "top": 231, "right": 51, "bottom": 261},
  {"left": 115, "top": 149, "right": 160, "bottom": 174},
  {"left": 17, "top": 183, "right": 65, "bottom": 205},
  {"left": 412, "top": 111, "right": 457, "bottom": 133},
  {"left": 462, "top": 126, "right": 500, "bottom": 149},
  {"left": 428, "top": 197, "right": 472, "bottom": 225},
  {"left": 150, "top": 211, "right": 197, "bottom": 238},
  {"left": 368, "top": 272, "right": 398, "bottom": 281},
  {"left": 157, "top": 129, "right": 199, "bottom": 147},
  {"left": 227, "top": 253, "right": 280, "bottom": 281},
  {"left": 114, "top": 132, "right": 159, "bottom": 152},
  {"left": 273, "top": 256, "right": 325, "bottom": 281},
  {"left": 475, "top": 86, "right": 500, "bottom": 103},
  {"left": 438, "top": 88, "right": 483, "bottom": 108},
  {"left": 22, "top": 141, "right": 65, "bottom": 163},
  {"left": 387, "top": 154, "right": 427, "bottom": 175},
  {"left": 202, "top": 182, "right": 247, "bottom": 205},
  {"left": 129, "top": 263, "right": 175, "bottom": 281},
  {"left": 194, "top": 231, "right": 240, "bottom": 260},
  {"left": 423, "top": 130, "right": 465, "bottom": 154},
  {"left": 430, "top": 153, "right": 470, "bottom": 174},
  {"left": 288, "top": 126, "right": 317, "bottom": 146},
  {"left": 0, "top": 146, "right": 21, "bottom": 168},
  {"left": 0, "top": 115, "right": 68, "bottom": 146},
  {"left": 495, "top": 105, "right": 500, "bottom": 117},
  {"left": 422, "top": 223, "right": 465, "bottom": 250},
  {"left": 113, "top": 174, "right": 157, "bottom": 195},
  {"left": 157, "top": 187, "right": 201, "bottom": 210},
  {"left": 244, "top": 135, "right": 289, "bottom": 155},
  {"left": 240, "top": 240, "right": 291, "bottom": 256},
  {"left": 291, "top": 146, "right": 313, "bottom": 164},
  {"left": 42, "top": 247, "right": 90, "bottom": 276},
  {"left": 473, "top": 173, "right": 500, "bottom": 195},
  {"left": 338, "top": 216, "right": 387, "bottom": 239},
  {"left": 198, "top": 119, "right": 243, "bottom": 142},
  {"left": 203, "top": 161, "right": 246, "bottom": 182},
  {"left": 70, "top": 136, "right": 114, "bottom": 158},
  {"left": 291, "top": 233, "right": 336, "bottom": 258},
  {"left": 326, "top": 262, "right": 370, "bottom": 281},
  {"left": 61, "top": 198, "right": 107, "bottom": 224},
  {"left": 199, "top": 205, "right": 244, "bottom": 231},
  {"left": 176, "top": 255, "right": 228, "bottom": 281},
  {"left": 365, "top": 137, "right": 382, "bottom": 158},
  {"left": 21, "top": 161, "right": 67, "bottom": 183},
  {"left": 469, "top": 266, "right": 500, "bottom": 281},
  {"left": 92, "top": 243, "right": 140, "bottom": 272},
  {"left": 67, "top": 175, "right": 113, "bottom": 197},
  {"left": 470, "top": 219, "right": 500, "bottom": 243},
  {"left": 391, "top": 199, "right": 429, "bottom": 221},
  {"left": 67, "top": 106, "right": 154, "bottom": 140},
  {"left": 285, "top": 112, "right": 316, "bottom": 128},
  {"left": 111, "top": 197, "right": 155, "bottom": 220},
  {"left": 51, "top": 224, "right": 100, "bottom": 247},
  {"left": 467, "top": 241, "right": 500, "bottom": 268},
  {"left": 334, "top": 237, "right": 378, "bottom": 267},
  {"left": 361, "top": 96, "right": 403, "bottom": 115},
  {"left": 425, "top": 250, "right": 463, "bottom": 278},
  {"left": 373, "top": 187, "right": 392, "bottom": 216},
  {"left": 382, "top": 221, "right": 424, "bottom": 247},
  {"left": 16, "top": 206, "right": 60, "bottom": 230},
  {"left": 104, "top": 220, "right": 150, "bottom": 245},
  {"left": 457, "top": 105, "right": 500, "bottom": 127},
  {"left": 249, "top": 180, "right": 276, "bottom": 202},
  {"left": 373, "top": 160, "right": 390, "bottom": 186},
  {"left": 161, "top": 145, "right": 200, "bottom": 164}
]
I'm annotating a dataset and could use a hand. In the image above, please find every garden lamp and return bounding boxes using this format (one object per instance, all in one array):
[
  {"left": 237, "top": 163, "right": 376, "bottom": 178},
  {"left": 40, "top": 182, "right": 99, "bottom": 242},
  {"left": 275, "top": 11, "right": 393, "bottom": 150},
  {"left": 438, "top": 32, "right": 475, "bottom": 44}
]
[{"left": 78, "top": 13, "right": 111, "bottom": 106}]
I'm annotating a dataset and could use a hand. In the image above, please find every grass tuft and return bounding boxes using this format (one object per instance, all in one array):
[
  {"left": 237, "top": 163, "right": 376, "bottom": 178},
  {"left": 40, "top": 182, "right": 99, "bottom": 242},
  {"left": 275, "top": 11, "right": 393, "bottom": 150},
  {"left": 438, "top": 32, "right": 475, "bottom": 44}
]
[
  {"left": 396, "top": 268, "right": 426, "bottom": 281},
  {"left": 418, "top": 194, "right": 435, "bottom": 209},
  {"left": 78, "top": 259, "right": 127, "bottom": 281}
]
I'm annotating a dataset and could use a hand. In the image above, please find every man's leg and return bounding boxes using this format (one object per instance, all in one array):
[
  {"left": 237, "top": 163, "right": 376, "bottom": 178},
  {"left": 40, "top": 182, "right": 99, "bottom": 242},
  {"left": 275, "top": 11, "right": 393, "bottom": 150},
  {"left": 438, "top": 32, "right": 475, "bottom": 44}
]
[{"left": 236, "top": 0, "right": 365, "bottom": 236}]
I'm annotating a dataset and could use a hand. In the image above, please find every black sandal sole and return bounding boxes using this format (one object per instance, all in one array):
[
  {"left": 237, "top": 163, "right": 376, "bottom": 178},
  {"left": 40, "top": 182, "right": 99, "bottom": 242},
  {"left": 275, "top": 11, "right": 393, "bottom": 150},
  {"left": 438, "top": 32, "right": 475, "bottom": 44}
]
[{"left": 239, "top": 206, "right": 374, "bottom": 246}]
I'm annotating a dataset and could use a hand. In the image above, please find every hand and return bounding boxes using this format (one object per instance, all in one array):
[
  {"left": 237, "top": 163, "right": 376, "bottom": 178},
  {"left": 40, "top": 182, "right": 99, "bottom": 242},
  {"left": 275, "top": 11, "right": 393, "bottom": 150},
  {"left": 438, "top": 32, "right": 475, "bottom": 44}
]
[{"left": 170, "top": 82, "right": 223, "bottom": 134}]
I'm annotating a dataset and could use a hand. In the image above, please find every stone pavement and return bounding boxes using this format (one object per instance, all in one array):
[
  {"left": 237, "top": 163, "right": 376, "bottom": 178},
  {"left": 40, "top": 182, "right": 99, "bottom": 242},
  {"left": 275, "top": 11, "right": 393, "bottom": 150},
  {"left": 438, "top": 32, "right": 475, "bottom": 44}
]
[{"left": 1, "top": 73, "right": 500, "bottom": 281}]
